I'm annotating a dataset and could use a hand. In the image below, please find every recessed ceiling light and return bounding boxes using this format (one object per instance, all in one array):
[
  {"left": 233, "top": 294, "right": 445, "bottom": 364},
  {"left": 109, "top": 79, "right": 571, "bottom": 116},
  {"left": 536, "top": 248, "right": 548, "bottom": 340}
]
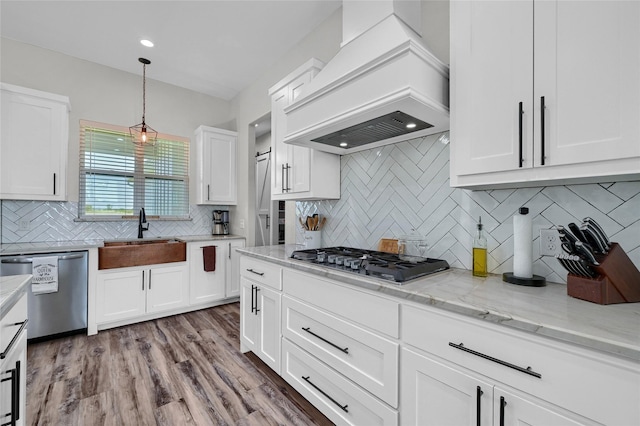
[
  {"left": 406, "top": 122, "right": 417, "bottom": 129},
  {"left": 339, "top": 142, "right": 348, "bottom": 147},
  {"left": 140, "top": 39, "right": 154, "bottom": 48},
  {"left": 254, "top": 123, "right": 259, "bottom": 127},
  {"left": 117, "top": 138, "right": 124, "bottom": 141}
]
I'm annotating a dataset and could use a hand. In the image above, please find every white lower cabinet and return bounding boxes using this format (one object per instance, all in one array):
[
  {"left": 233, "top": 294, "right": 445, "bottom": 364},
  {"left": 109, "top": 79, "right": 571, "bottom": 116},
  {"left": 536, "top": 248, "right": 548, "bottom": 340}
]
[
  {"left": 96, "top": 262, "right": 188, "bottom": 325},
  {"left": 0, "top": 291, "right": 27, "bottom": 426},
  {"left": 401, "top": 347, "right": 593, "bottom": 426},
  {"left": 189, "top": 238, "right": 245, "bottom": 305},
  {"left": 282, "top": 339, "right": 397, "bottom": 426},
  {"left": 240, "top": 277, "right": 281, "bottom": 373},
  {"left": 401, "top": 304, "right": 639, "bottom": 426}
]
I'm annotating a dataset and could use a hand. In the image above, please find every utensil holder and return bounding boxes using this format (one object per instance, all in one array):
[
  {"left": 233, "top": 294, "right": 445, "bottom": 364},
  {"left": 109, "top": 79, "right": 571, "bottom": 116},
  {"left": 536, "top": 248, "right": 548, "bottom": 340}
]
[
  {"left": 567, "top": 243, "right": 640, "bottom": 304},
  {"left": 304, "top": 230, "right": 322, "bottom": 249}
]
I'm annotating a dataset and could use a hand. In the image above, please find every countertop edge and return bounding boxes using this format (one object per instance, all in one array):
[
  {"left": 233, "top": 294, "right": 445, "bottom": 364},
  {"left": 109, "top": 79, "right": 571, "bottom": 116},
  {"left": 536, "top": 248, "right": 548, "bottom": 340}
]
[
  {"left": 0, "top": 274, "right": 32, "bottom": 319},
  {"left": 237, "top": 248, "right": 640, "bottom": 363}
]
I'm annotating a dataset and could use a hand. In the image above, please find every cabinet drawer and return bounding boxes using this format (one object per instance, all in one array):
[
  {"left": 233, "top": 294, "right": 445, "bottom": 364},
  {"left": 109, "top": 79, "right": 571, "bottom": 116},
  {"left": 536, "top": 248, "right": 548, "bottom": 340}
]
[
  {"left": 281, "top": 339, "right": 398, "bottom": 426},
  {"left": 240, "top": 256, "right": 281, "bottom": 290},
  {"left": 283, "top": 296, "right": 398, "bottom": 407},
  {"left": 283, "top": 268, "right": 399, "bottom": 338},
  {"left": 1, "top": 292, "right": 28, "bottom": 358},
  {"left": 402, "top": 304, "right": 640, "bottom": 425}
]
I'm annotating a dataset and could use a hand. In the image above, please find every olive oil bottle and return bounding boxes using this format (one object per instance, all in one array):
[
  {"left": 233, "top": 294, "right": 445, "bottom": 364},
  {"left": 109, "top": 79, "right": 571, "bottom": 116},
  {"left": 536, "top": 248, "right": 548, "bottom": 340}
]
[{"left": 473, "top": 216, "right": 488, "bottom": 277}]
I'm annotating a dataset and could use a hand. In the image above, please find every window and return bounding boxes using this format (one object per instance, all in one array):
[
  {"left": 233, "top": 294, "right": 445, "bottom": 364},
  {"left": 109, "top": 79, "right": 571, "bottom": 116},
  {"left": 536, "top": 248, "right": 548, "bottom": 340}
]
[{"left": 79, "top": 120, "right": 189, "bottom": 220}]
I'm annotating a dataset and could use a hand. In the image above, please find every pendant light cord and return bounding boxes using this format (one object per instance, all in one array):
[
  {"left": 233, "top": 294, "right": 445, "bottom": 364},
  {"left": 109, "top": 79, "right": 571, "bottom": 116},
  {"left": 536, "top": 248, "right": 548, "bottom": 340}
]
[{"left": 142, "top": 62, "right": 146, "bottom": 123}]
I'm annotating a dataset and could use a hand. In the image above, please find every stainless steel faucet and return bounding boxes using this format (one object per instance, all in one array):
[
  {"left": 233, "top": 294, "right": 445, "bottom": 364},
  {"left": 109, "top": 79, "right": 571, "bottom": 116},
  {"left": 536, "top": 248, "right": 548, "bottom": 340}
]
[{"left": 138, "top": 208, "right": 149, "bottom": 238}]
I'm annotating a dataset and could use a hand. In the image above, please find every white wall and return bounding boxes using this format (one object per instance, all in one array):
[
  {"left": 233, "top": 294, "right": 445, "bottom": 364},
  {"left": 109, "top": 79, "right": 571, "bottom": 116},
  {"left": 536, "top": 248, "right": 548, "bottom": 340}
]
[{"left": 0, "top": 37, "right": 232, "bottom": 204}]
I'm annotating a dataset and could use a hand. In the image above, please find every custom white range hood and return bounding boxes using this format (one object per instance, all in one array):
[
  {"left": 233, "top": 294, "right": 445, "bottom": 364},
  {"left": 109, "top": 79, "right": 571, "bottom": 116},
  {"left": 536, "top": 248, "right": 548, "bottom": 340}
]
[{"left": 283, "top": 0, "right": 449, "bottom": 155}]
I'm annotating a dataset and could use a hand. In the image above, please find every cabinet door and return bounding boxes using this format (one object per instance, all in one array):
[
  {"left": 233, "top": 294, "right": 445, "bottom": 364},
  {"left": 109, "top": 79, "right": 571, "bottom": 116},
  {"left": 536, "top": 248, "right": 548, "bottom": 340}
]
[
  {"left": 189, "top": 243, "right": 226, "bottom": 305},
  {"left": 0, "top": 328, "right": 26, "bottom": 426},
  {"left": 96, "top": 269, "right": 146, "bottom": 323},
  {"left": 196, "top": 127, "right": 237, "bottom": 205},
  {"left": 146, "top": 263, "right": 189, "bottom": 314},
  {"left": 451, "top": 0, "right": 534, "bottom": 176},
  {"left": 494, "top": 387, "right": 596, "bottom": 426},
  {"left": 401, "top": 347, "right": 492, "bottom": 426},
  {"left": 257, "top": 284, "right": 281, "bottom": 374},
  {"left": 287, "top": 74, "right": 312, "bottom": 194},
  {"left": 240, "top": 277, "right": 258, "bottom": 352},
  {"left": 534, "top": 1, "right": 640, "bottom": 167},
  {"left": 1, "top": 86, "right": 68, "bottom": 200},
  {"left": 271, "top": 85, "right": 289, "bottom": 197},
  {"left": 226, "top": 239, "right": 245, "bottom": 298}
]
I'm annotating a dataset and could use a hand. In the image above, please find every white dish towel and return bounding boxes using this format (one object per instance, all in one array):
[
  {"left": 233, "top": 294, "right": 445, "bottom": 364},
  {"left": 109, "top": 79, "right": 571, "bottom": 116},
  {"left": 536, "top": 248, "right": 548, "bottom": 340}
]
[{"left": 32, "top": 256, "right": 59, "bottom": 295}]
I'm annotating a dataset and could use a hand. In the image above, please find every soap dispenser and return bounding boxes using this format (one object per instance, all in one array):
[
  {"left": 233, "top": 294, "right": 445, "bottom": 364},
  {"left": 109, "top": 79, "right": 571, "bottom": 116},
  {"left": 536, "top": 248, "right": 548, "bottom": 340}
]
[{"left": 473, "top": 216, "right": 488, "bottom": 277}]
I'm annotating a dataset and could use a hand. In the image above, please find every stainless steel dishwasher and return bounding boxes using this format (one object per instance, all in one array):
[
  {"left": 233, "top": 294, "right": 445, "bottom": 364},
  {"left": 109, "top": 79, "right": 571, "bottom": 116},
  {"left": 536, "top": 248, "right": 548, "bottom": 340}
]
[{"left": 0, "top": 251, "right": 88, "bottom": 340}]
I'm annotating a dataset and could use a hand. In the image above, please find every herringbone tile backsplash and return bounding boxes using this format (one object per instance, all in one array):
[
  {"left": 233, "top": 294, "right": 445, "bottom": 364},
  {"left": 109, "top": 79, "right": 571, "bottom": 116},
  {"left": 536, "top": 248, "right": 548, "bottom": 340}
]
[{"left": 297, "top": 134, "right": 640, "bottom": 284}]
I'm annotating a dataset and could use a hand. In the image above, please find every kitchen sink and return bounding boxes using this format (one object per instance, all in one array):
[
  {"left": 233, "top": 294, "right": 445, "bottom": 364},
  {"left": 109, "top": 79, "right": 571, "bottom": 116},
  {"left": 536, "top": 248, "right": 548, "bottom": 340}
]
[{"left": 98, "top": 238, "right": 187, "bottom": 269}]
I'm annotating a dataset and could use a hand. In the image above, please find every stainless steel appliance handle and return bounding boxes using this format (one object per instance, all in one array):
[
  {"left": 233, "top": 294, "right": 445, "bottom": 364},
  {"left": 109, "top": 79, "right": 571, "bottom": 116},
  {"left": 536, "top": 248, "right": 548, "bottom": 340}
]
[
  {"left": 0, "top": 319, "right": 28, "bottom": 360},
  {"left": 1, "top": 253, "right": 85, "bottom": 264}
]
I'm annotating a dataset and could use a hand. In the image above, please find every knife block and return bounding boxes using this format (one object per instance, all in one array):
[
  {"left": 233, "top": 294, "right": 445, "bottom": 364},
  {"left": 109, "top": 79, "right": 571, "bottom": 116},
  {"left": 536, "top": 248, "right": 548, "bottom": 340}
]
[{"left": 567, "top": 243, "right": 640, "bottom": 304}]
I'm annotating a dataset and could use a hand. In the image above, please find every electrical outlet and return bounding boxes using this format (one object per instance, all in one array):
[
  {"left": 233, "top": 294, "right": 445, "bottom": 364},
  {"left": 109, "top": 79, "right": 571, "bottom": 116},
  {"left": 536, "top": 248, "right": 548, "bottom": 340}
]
[
  {"left": 539, "top": 228, "right": 562, "bottom": 256},
  {"left": 239, "top": 219, "right": 245, "bottom": 229},
  {"left": 18, "top": 219, "right": 31, "bottom": 231}
]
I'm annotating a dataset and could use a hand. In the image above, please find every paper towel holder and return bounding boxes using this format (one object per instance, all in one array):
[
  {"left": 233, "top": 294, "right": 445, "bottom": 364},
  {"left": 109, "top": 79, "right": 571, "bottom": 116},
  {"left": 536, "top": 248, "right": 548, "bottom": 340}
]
[
  {"left": 504, "top": 207, "right": 546, "bottom": 286},
  {"left": 503, "top": 272, "right": 546, "bottom": 286}
]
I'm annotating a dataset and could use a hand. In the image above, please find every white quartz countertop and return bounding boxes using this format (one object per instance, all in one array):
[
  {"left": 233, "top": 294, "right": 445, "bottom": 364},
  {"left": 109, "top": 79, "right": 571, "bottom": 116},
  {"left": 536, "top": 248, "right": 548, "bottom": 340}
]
[
  {"left": 0, "top": 274, "right": 31, "bottom": 319},
  {"left": 0, "top": 235, "right": 245, "bottom": 256},
  {"left": 238, "top": 245, "right": 640, "bottom": 362}
]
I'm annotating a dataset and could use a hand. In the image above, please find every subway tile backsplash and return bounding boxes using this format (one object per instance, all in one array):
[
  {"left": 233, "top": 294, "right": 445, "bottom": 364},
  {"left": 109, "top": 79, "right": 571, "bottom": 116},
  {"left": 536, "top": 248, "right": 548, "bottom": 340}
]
[{"left": 297, "top": 134, "right": 640, "bottom": 284}]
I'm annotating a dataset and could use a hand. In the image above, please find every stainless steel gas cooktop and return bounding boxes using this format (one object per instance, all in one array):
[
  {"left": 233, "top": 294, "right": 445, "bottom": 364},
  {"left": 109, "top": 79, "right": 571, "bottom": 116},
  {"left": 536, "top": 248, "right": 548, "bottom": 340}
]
[{"left": 290, "top": 246, "right": 449, "bottom": 283}]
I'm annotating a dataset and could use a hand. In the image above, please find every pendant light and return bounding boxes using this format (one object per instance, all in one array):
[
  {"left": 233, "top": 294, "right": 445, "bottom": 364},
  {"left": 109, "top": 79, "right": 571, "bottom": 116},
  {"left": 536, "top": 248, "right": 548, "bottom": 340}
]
[{"left": 130, "top": 57, "right": 157, "bottom": 146}]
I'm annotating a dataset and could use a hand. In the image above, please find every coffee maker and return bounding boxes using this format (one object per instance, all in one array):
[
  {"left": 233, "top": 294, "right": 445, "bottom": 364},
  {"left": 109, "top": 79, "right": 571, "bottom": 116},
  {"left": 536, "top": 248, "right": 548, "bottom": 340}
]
[{"left": 212, "top": 210, "right": 230, "bottom": 235}]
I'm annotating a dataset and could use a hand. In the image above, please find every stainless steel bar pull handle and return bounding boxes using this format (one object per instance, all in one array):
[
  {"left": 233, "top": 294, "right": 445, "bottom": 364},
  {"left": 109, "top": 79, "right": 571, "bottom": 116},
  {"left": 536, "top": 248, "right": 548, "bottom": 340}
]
[
  {"left": 518, "top": 102, "right": 524, "bottom": 168},
  {"left": 302, "top": 327, "right": 349, "bottom": 354},
  {"left": 142, "top": 270, "right": 145, "bottom": 290},
  {"left": 246, "top": 268, "right": 264, "bottom": 276},
  {"left": 228, "top": 243, "right": 231, "bottom": 259},
  {"left": 302, "top": 376, "right": 348, "bottom": 413},
  {"left": 281, "top": 164, "right": 286, "bottom": 192},
  {"left": 207, "top": 184, "right": 210, "bottom": 201},
  {"left": 449, "top": 342, "right": 542, "bottom": 378},
  {"left": 53, "top": 173, "right": 56, "bottom": 195},
  {"left": 540, "top": 96, "right": 546, "bottom": 166}
]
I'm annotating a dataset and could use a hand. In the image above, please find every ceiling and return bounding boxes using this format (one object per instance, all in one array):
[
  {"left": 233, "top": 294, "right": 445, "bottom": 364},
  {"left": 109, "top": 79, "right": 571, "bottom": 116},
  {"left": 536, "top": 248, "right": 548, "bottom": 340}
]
[{"left": 0, "top": 0, "right": 341, "bottom": 101}]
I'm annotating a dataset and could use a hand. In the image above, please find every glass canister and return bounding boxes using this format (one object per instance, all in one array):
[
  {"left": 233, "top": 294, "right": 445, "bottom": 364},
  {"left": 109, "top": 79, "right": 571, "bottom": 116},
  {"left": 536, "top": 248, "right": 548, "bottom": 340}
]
[{"left": 398, "top": 233, "right": 429, "bottom": 263}]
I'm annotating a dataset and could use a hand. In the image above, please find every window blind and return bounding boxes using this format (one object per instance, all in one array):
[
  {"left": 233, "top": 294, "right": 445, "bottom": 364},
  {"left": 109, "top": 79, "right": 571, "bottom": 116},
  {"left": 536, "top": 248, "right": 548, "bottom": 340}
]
[{"left": 79, "top": 120, "right": 190, "bottom": 220}]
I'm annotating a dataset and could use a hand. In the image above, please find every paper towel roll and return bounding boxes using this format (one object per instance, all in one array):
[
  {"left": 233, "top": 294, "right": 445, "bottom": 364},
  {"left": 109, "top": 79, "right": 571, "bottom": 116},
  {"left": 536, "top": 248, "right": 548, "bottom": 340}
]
[{"left": 513, "top": 207, "right": 533, "bottom": 278}]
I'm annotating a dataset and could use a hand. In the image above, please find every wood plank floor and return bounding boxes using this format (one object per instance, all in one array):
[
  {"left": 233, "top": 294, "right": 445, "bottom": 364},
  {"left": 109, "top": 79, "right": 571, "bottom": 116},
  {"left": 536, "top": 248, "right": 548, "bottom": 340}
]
[{"left": 26, "top": 302, "right": 334, "bottom": 426}]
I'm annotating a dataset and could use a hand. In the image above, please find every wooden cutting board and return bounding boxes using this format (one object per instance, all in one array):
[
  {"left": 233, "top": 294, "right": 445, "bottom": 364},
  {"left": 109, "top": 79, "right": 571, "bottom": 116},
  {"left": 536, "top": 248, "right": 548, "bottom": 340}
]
[{"left": 378, "top": 238, "right": 399, "bottom": 254}]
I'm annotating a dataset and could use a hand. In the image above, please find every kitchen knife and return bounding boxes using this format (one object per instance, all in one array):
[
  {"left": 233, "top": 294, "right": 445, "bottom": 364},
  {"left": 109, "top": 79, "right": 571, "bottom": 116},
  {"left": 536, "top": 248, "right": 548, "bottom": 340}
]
[
  {"left": 571, "top": 257, "right": 593, "bottom": 277},
  {"left": 557, "top": 227, "right": 580, "bottom": 250},
  {"left": 556, "top": 255, "right": 574, "bottom": 275},
  {"left": 577, "top": 259, "right": 597, "bottom": 278},
  {"left": 562, "top": 255, "right": 583, "bottom": 276},
  {"left": 574, "top": 241, "right": 599, "bottom": 266},
  {"left": 579, "top": 224, "right": 602, "bottom": 254},
  {"left": 583, "top": 217, "right": 611, "bottom": 249},
  {"left": 581, "top": 224, "right": 607, "bottom": 254},
  {"left": 568, "top": 223, "right": 589, "bottom": 245}
]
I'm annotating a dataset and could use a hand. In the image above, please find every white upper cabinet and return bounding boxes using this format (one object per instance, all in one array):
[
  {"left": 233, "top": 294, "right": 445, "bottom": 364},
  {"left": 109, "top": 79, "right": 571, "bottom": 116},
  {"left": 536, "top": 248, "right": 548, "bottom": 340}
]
[
  {"left": 194, "top": 125, "right": 237, "bottom": 205},
  {"left": 450, "top": 1, "right": 640, "bottom": 188},
  {"left": 269, "top": 59, "right": 341, "bottom": 201},
  {"left": 1, "top": 83, "right": 70, "bottom": 201}
]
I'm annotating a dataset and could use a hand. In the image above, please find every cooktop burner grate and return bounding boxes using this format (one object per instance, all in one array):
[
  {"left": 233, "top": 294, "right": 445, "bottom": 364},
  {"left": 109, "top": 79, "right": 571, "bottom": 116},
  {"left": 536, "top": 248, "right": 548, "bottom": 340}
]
[{"left": 290, "top": 246, "right": 449, "bottom": 283}]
